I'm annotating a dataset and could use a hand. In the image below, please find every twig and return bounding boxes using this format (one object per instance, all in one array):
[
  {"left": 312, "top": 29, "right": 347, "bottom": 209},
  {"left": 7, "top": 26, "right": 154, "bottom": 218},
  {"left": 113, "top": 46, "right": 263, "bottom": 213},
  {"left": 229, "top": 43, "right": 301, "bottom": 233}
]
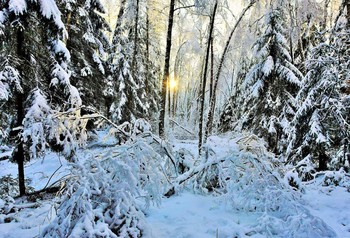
[
  {"left": 174, "top": 5, "right": 195, "bottom": 12},
  {"left": 169, "top": 118, "right": 195, "bottom": 135},
  {"left": 42, "top": 155, "right": 63, "bottom": 191}
]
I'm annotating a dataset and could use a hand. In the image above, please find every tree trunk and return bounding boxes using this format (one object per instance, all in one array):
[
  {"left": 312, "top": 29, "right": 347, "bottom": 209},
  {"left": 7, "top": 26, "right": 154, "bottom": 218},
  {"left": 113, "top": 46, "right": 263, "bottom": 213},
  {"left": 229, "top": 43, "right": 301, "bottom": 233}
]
[
  {"left": 209, "top": 37, "right": 214, "bottom": 103},
  {"left": 15, "top": 27, "right": 26, "bottom": 196},
  {"left": 145, "top": 5, "right": 150, "bottom": 96},
  {"left": 347, "top": 1, "right": 350, "bottom": 28},
  {"left": 205, "top": 0, "right": 256, "bottom": 140},
  {"left": 168, "top": 80, "right": 171, "bottom": 116},
  {"left": 322, "top": 0, "right": 331, "bottom": 31},
  {"left": 198, "top": 2, "right": 218, "bottom": 154},
  {"left": 159, "top": 0, "right": 176, "bottom": 138},
  {"left": 318, "top": 152, "right": 328, "bottom": 171},
  {"left": 132, "top": 0, "right": 140, "bottom": 74}
]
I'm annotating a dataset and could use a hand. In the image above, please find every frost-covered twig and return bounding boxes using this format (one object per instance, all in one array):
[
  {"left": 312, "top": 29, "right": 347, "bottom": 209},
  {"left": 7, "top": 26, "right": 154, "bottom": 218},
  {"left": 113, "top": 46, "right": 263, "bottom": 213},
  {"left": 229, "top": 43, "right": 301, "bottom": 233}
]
[{"left": 169, "top": 118, "right": 195, "bottom": 135}]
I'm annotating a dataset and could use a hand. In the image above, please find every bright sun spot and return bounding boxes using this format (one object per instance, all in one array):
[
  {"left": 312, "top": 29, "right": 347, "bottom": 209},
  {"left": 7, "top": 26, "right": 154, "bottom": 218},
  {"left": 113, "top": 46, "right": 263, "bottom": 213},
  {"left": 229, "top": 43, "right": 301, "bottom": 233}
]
[{"left": 169, "top": 78, "right": 178, "bottom": 90}]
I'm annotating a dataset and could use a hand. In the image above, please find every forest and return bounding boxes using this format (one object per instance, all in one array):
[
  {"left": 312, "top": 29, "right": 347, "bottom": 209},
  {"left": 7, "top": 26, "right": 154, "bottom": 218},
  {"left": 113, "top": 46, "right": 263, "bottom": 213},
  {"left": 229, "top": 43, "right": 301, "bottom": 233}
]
[{"left": 0, "top": 0, "right": 349, "bottom": 237}]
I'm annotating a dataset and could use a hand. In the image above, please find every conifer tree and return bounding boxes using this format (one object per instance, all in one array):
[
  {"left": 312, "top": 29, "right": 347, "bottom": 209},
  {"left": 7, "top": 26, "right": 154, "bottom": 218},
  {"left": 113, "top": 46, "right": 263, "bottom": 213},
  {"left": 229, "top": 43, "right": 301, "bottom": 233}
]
[
  {"left": 286, "top": 43, "right": 348, "bottom": 171},
  {"left": 59, "top": 0, "right": 110, "bottom": 110},
  {"left": 239, "top": 4, "right": 303, "bottom": 154},
  {"left": 0, "top": 0, "right": 86, "bottom": 195},
  {"left": 286, "top": 3, "right": 350, "bottom": 171},
  {"left": 107, "top": 0, "right": 159, "bottom": 124}
]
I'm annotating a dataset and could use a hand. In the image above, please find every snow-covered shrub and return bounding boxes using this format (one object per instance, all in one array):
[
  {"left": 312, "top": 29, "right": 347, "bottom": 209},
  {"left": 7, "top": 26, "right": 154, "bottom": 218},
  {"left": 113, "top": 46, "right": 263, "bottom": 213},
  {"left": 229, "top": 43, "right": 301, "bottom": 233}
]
[
  {"left": 114, "top": 135, "right": 167, "bottom": 207},
  {"left": 322, "top": 169, "right": 350, "bottom": 187},
  {"left": 21, "top": 88, "right": 88, "bottom": 160},
  {"left": 0, "top": 195, "right": 14, "bottom": 215},
  {"left": 220, "top": 134, "right": 336, "bottom": 237},
  {"left": 330, "top": 144, "right": 350, "bottom": 171},
  {"left": 223, "top": 149, "right": 290, "bottom": 213},
  {"left": 175, "top": 148, "right": 194, "bottom": 174},
  {"left": 107, "top": 118, "right": 151, "bottom": 145},
  {"left": 192, "top": 146, "right": 223, "bottom": 194},
  {"left": 41, "top": 159, "right": 145, "bottom": 238},
  {"left": 41, "top": 134, "right": 166, "bottom": 237},
  {"left": 284, "top": 171, "right": 303, "bottom": 191},
  {"left": 0, "top": 175, "right": 34, "bottom": 198},
  {"left": 294, "top": 156, "right": 316, "bottom": 181},
  {"left": 132, "top": 119, "right": 151, "bottom": 136},
  {"left": 255, "top": 211, "right": 337, "bottom": 238}
]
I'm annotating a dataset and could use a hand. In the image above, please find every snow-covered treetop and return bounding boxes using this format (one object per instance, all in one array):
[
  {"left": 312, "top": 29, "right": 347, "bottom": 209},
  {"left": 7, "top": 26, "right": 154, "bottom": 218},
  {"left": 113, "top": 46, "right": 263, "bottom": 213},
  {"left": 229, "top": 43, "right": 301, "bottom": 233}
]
[{"left": 7, "top": 0, "right": 66, "bottom": 31}]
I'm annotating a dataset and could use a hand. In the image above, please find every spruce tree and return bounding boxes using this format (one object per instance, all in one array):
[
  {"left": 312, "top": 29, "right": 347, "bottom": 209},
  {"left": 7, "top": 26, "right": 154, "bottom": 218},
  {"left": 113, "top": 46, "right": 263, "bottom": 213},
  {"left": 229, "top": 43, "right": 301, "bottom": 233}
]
[
  {"left": 59, "top": 0, "right": 110, "bottom": 111},
  {"left": 0, "top": 0, "right": 86, "bottom": 195},
  {"left": 286, "top": 4, "right": 350, "bottom": 171},
  {"left": 107, "top": 0, "right": 158, "bottom": 124},
  {"left": 239, "top": 5, "right": 302, "bottom": 154}
]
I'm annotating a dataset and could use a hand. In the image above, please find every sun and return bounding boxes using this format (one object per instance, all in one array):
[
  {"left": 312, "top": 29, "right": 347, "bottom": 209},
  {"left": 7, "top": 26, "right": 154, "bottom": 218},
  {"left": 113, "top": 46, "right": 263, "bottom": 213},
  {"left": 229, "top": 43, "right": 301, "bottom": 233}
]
[{"left": 169, "top": 78, "right": 178, "bottom": 90}]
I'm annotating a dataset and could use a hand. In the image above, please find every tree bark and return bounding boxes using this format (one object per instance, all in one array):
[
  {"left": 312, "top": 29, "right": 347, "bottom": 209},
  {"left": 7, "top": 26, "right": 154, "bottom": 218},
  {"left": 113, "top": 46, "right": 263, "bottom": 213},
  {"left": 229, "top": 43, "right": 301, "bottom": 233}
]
[
  {"left": 159, "top": 0, "right": 176, "bottom": 138},
  {"left": 347, "top": 1, "right": 350, "bottom": 28},
  {"left": 209, "top": 36, "right": 214, "bottom": 103},
  {"left": 132, "top": 0, "right": 140, "bottom": 74},
  {"left": 145, "top": 5, "right": 150, "bottom": 95},
  {"left": 322, "top": 0, "right": 331, "bottom": 31},
  {"left": 198, "top": 2, "right": 218, "bottom": 154},
  {"left": 204, "top": 0, "right": 256, "bottom": 141},
  {"left": 14, "top": 26, "right": 26, "bottom": 196}
]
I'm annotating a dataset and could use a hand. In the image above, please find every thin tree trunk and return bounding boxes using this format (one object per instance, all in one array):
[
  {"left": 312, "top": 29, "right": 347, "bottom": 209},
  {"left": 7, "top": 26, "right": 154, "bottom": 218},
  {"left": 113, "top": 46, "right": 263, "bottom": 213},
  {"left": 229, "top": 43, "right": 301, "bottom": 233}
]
[
  {"left": 198, "top": 2, "right": 217, "bottom": 154},
  {"left": 159, "top": 0, "right": 176, "bottom": 138},
  {"left": 209, "top": 36, "right": 214, "bottom": 103},
  {"left": 204, "top": 0, "right": 256, "bottom": 142},
  {"left": 132, "top": 0, "right": 140, "bottom": 74},
  {"left": 14, "top": 93, "right": 25, "bottom": 196},
  {"left": 168, "top": 80, "right": 171, "bottom": 116},
  {"left": 15, "top": 27, "right": 26, "bottom": 196},
  {"left": 145, "top": 5, "right": 150, "bottom": 95},
  {"left": 173, "top": 41, "right": 187, "bottom": 118},
  {"left": 288, "top": 2, "right": 295, "bottom": 64},
  {"left": 322, "top": 0, "right": 331, "bottom": 31},
  {"left": 347, "top": 1, "right": 350, "bottom": 28}
]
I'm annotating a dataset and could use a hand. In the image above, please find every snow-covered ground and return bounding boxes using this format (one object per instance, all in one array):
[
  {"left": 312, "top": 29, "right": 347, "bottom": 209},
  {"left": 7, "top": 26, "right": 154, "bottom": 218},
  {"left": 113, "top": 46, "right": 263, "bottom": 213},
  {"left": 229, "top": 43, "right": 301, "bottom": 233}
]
[
  {"left": 1, "top": 186, "right": 349, "bottom": 238},
  {"left": 145, "top": 187, "right": 350, "bottom": 238},
  {"left": 144, "top": 192, "right": 262, "bottom": 238},
  {"left": 1, "top": 131, "right": 350, "bottom": 238}
]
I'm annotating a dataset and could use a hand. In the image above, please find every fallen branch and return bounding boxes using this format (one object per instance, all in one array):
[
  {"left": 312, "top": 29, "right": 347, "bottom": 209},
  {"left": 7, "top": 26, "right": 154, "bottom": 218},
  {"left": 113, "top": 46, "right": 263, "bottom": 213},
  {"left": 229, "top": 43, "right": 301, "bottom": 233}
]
[
  {"left": 164, "top": 156, "right": 227, "bottom": 197},
  {"left": 169, "top": 119, "right": 195, "bottom": 135},
  {"left": 141, "top": 132, "right": 178, "bottom": 174}
]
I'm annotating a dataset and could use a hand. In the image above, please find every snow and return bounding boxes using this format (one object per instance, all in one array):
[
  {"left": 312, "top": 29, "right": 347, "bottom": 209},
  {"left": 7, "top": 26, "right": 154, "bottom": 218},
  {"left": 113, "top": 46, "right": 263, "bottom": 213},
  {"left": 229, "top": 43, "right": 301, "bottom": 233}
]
[
  {"left": 144, "top": 192, "right": 260, "bottom": 238},
  {"left": 0, "top": 10, "right": 6, "bottom": 24},
  {"left": 0, "top": 151, "right": 70, "bottom": 191},
  {"left": 1, "top": 132, "right": 350, "bottom": 237},
  {"left": 304, "top": 186, "right": 350, "bottom": 237},
  {"left": 38, "top": 0, "right": 65, "bottom": 30},
  {"left": 8, "top": 0, "right": 27, "bottom": 15},
  {"left": 68, "top": 85, "right": 82, "bottom": 107},
  {"left": 52, "top": 40, "right": 71, "bottom": 62},
  {"left": 310, "top": 110, "right": 328, "bottom": 143},
  {"left": 262, "top": 56, "right": 274, "bottom": 76}
]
